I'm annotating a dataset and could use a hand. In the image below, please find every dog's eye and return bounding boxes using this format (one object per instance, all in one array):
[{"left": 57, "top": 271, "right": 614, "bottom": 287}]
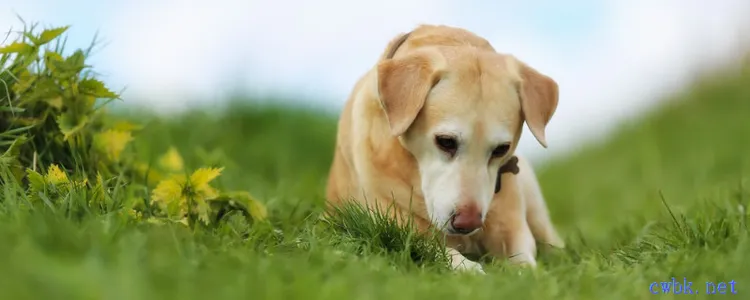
[
  {"left": 435, "top": 135, "right": 458, "bottom": 156},
  {"left": 491, "top": 143, "right": 511, "bottom": 158}
]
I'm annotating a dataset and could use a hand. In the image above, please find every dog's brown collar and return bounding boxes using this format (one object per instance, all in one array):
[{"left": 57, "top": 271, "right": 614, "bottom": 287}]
[
  {"left": 495, "top": 156, "right": 520, "bottom": 194},
  {"left": 385, "top": 31, "right": 412, "bottom": 59}
]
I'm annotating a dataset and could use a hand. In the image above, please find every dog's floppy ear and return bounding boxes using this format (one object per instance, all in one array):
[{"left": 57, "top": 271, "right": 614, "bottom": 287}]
[
  {"left": 514, "top": 59, "right": 559, "bottom": 148},
  {"left": 377, "top": 51, "right": 442, "bottom": 136}
]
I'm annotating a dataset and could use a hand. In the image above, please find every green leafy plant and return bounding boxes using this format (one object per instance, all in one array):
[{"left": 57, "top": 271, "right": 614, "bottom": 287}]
[
  {"left": 0, "top": 23, "right": 121, "bottom": 179},
  {"left": 0, "top": 21, "right": 267, "bottom": 229}
]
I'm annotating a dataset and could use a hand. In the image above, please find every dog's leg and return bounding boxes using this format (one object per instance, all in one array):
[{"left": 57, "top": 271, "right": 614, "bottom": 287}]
[
  {"left": 482, "top": 173, "right": 539, "bottom": 267},
  {"left": 484, "top": 215, "right": 538, "bottom": 267},
  {"left": 504, "top": 223, "right": 538, "bottom": 267},
  {"left": 516, "top": 158, "right": 565, "bottom": 248},
  {"left": 446, "top": 247, "right": 485, "bottom": 274}
]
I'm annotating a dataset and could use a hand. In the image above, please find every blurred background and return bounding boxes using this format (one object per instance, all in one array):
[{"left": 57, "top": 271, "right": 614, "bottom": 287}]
[
  {"left": 2, "top": 0, "right": 749, "bottom": 162},
  {"left": 2, "top": 3, "right": 750, "bottom": 296}
]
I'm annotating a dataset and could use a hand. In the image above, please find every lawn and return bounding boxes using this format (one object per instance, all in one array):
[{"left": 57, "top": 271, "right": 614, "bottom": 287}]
[{"left": 1, "top": 24, "right": 749, "bottom": 300}]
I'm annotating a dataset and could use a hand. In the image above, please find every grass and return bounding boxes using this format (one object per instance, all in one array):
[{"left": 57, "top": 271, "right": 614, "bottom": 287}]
[{"left": 2, "top": 24, "right": 750, "bottom": 299}]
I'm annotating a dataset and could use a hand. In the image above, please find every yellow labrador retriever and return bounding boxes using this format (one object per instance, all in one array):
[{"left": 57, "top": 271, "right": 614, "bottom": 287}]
[{"left": 325, "top": 24, "right": 564, "bottom": 273}]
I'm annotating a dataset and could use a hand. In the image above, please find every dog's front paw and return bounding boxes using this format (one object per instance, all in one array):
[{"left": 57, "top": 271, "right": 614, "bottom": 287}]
[
  {"left": 447, "top": 248, "right": 485, "bottom": 274},
  {"left": 452, "top": 257, "right": 485, "bottom": 274},
  {"left": 508, "top": 252, "right": 537, "bottom": 268}
]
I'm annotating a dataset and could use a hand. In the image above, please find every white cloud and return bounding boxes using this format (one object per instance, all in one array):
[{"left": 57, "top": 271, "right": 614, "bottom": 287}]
[
  {"left": 102, "top": 0, "right": 464, "bottom": 109},
  {"left": 515, "top": 0, "right": 750, "bottom": 161}
]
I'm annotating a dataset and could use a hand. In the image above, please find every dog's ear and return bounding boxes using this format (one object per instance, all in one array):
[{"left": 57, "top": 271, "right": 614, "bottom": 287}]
[
  {"left": 377, "top": 51, "right": 442, "bottom": 136},
  {"left": 514, "top": 59, "right": 559, "bottom": 148}
]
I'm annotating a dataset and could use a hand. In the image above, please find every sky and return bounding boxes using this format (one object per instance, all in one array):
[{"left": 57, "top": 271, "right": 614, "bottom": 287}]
[{"left": 2, "top": 0, "right": 749, "bottom": 162}]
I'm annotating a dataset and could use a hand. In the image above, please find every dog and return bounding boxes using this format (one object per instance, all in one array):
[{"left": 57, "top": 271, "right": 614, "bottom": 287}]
[{"left": 325, "top": 24, "right": 564, "bottom": 274}]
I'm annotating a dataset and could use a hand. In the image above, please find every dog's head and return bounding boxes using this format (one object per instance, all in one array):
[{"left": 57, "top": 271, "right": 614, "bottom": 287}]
[{"left": 376, "top": 46, "right": 558, "bottom": 235}]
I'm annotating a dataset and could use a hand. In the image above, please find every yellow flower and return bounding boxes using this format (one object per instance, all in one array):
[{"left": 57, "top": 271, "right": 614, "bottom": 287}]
[
  {"left": 158, "top": 147, "right": 185, "bottom": 173},
  {"left": 133, "top": 161, "right": 163, "bottom": 186},
  {"left": 111, "top": 121, "right": 143, "bottom": 132},
  {"left": 151, "top": 176, "right": 186, "bottom": 216},
  {"left": 46, "top": 96, "right": 63, "bottom": 109},
  {"left": 93, "top": 129, "right": 134, "bottom": 161},
  {"left": 126, "top": 209, "right": 142, "bottom": 220},
  {"left": 227, "top": 191, "right": 268, "bottom": 222},
  {"left": 189, "top": 167, "right": 223, "bottom": 199},
  {"left": 45, "top": 164, "right": 69, "bottom": 185},
  {"left": 150, "top": 167, "right": 224, "bottom": 224}
]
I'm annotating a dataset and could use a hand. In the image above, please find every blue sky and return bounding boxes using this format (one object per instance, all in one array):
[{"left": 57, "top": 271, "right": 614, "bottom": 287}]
[
  {"left": 515, "top": 1, "right": 606, "bottom": 42},
  {"left": 2, "top": 0, "right": 749, "bottom": 161},
  {"left": 2, "top": 0, "right": 609, "bottom": 98}
]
